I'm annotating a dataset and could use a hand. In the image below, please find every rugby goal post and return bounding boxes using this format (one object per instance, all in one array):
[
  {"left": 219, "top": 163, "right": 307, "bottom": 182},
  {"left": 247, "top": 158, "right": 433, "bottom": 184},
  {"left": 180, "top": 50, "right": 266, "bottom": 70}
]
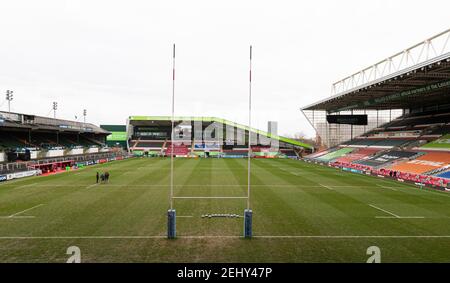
[{"left": 167, "top": 44, "right": 253, "bottom": 239}]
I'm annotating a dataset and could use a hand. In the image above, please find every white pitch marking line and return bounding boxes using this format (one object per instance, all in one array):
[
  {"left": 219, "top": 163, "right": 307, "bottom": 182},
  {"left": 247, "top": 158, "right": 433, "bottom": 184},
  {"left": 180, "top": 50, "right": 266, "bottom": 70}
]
[
  {"left": 14, "top": 184, "right": 34, "bottom": 190},
  {"left": 252, "top": 235, "right": 442, "bottom": 239},
  {"left": 86, "top": 184, "right": 99, "bottom": 189},
  {"left": 275, "top": 165, "right": 301, "bottom": 176},
  {"left": 369, "top": 204, "right": 400, "bottom": 218},
  {"left": 3, "top": 184, "right": 405, "bottom": 188},
  {"left": 0, "top": 204, "right": 44, "bottom": 219},
  {"left": 0, "top": 216, "right": 35, "bottom": 219},
  {"left": 172, "top": 196, "right": 248, "bottom": 199},
  {"left": 369, "top": 204, "right": 425, "bottom": 219},
  {"left": 0, "top": 235, "right": 449, "bottom": 240},
  {"left": 375, "top": 216, "right": 425, "bottom": 219},
  {"left": 377, "top": 184, "right": 398, "bottom": 191},
  {"left": 319, "top": 184, "right": 334, "bottom": 191}
]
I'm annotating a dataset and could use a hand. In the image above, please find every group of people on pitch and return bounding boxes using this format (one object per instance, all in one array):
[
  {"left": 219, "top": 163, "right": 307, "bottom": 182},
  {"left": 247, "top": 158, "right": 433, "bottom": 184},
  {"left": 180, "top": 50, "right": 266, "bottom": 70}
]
[{"left": 96, "top": 171, "right": 110, "bottom": 184}]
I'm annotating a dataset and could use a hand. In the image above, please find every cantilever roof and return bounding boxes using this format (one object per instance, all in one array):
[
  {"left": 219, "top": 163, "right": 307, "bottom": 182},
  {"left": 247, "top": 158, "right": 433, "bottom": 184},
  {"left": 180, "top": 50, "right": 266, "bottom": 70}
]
[
  {"left": 0, "top": 111, "right": 109, "bottom": 134},
  {"left": 129, "top": 116, "right": 313, "bottom": 149},
  {"left": 302, "top": 29, "right": 450, "bottom": 113},
  {"left": 302, "top": 53, "right": 450, "bottom": 113}
]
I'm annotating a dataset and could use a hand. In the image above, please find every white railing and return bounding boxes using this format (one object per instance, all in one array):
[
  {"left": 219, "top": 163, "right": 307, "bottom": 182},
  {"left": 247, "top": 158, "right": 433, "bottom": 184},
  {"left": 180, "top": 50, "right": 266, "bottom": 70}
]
[{"left": 332, "top": 28, "right": 450, "bottom": 96}]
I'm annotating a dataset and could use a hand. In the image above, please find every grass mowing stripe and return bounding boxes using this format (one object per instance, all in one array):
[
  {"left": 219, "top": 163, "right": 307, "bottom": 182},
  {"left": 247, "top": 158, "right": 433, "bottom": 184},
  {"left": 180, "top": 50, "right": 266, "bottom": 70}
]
[{"left": 2, "top": 157, "right": 450, "bottom": 262}]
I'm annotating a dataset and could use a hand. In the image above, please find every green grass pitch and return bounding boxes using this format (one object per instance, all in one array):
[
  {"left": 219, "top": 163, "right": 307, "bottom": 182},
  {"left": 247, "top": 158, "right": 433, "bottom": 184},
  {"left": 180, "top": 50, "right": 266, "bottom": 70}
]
[{"left": 1, "top": 157, "right": 450, "bottom": 262}]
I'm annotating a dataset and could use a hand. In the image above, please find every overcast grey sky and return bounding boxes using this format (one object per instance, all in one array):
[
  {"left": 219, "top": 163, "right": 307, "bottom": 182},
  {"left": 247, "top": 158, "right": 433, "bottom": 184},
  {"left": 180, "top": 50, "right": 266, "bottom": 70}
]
[{"left": 0, "top": 0, "right": 448, "bottom": 137}]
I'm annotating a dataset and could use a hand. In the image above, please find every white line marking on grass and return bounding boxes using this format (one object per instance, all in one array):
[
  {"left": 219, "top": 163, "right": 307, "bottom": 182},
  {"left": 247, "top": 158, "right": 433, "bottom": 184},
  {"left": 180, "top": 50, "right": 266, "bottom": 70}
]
[
  {"left": 14, "top": 184, "right": 34, "bottom": 190},
  {"left": 1, "top": 235, "right": 450, "bottom": 240},
  {"left": 172, "top": 196, "right": 248, "bottom": 199},
  {"left": 0, "top": 204, "right": 44, "bottom": 219},
  {"left": 319, "top": 184, "right": 335, "bottom": 191},
  {"left": 375, "top": 216, "right": 425, "bottom": 219},
  {"left": 252, "top": 235, "right": 447, "bottom": 239},
  {"left": 377, "top": 184, "right": 398, "bottom": 191},
  {"left": 369, "top": 204, "right": 400, "bottom": 218},
  {"left": 0, "top": 216, "right": 35, "bottom": 219},
  {"left": 86, "top": 184, "right": 99, "bottom": 189},
  {"left": 0, "top": 236, "right": 167, "bottom": 239},
  {"left": 5, "top": 184, "right": 403, "bottom": 188},
  {"left": 369, "top": 204, "right": 424, "bottom": 219},
  {"left": 9, "top": 204, "right": 44, "bottom": 217}
]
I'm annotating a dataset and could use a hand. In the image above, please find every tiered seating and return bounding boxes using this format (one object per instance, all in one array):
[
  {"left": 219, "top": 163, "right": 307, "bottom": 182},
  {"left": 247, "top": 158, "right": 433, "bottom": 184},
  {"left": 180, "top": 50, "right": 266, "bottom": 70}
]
[
  {"left": 165, "top": 143, "right": 189, "bottom": 156},
  {"left": 78, "top": 135, "right": 102, "bottom": 147},
  {"left": 428, "top": 124, "right": 450, "bottom": 135},
  {"left": 420, "top": 134, "right": 450, "bottom": 150},
  {"left": 344, "top": 139, "right": 376, "bottom": 147},
  {"left": 437, "top": 171, "right": 450, "bottom": 179},
  {"left": 382, "top": 110, "right": 450, "bottom": 128},
  {"left": 334, "top": 148, "right": 380, "bottom": 163},
  {"left": 0, "top": 134, "right": 28, "bottom": 149},
  {"left": 390, "top": 152, "right": 450, "bottom": 174},
  {"left": 354, "top": 150, "right": 418, "bottom": 168},
  {"left": 135, "top": 141, "right": 164, "bottom": 148},
  {"left": 58, "top": 134, "right": 81, "bottom": 148},
  {"left": 316, "top": 148, "right": 354, "bottom": 162},
  {"left": 280, "top": 149, "right": 296, "bottom": 158},
  {"left": 374, "top": 168, "right": 450, "bottom": 187},
  {"left": 369, "top": 139, "right": 411, "bottom": 147},
  {"left": 309, "top": 107, "right": 450, "bottom": 187},
  {"left": 222, "top": 151, "right": 248, "bottom": 158},
  {"left": 304, "top": 149, "right": 332, "bottom": 159}
]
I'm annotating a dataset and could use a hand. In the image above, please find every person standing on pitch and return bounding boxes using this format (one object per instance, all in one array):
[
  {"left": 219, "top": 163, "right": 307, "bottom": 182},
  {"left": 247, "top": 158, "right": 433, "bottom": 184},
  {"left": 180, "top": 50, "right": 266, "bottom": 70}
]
[
  {"left": 96, "top": 172, "right": 99, "bottom": 184},
  {"left": 105, "top": 171, "right": 110, "bottom": 183}
]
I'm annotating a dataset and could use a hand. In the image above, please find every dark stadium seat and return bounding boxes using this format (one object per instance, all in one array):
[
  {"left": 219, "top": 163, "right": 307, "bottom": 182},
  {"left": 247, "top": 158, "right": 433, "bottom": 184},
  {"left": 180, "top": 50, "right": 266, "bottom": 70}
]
[{"left": 354, "top": 150, "right": 419, "bottom": 168}]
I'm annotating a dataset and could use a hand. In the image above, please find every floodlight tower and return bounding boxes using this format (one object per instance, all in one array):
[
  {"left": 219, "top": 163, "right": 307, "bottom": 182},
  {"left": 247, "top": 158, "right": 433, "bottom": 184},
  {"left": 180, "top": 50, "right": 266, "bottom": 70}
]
[
  {"left": 52, "top": 102, "right": 58, "bottom": 118},
  {"left": 6, "top": 90, "right": 13, "bottom": 112},
  {"left": 83, "top": 109, "right": 87, "bottom": 123}
]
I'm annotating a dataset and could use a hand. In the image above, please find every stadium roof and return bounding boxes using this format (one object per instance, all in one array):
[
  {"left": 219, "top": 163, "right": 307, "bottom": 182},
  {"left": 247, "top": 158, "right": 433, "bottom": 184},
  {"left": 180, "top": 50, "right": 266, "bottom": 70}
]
[
  {"left": 0, "top": 111, "right": 109, "bottom": 134},
  {"left": 302, "top": 29, "right": 450, "bottom": 113},
  {"left": 129, "top": 116, "right": 313, "bottom": 149}
]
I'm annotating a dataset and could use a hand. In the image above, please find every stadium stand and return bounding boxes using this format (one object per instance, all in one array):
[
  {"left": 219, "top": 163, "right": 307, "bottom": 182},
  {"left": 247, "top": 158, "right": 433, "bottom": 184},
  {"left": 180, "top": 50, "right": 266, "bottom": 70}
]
[
  {"left": 316, "top": 148, "right": 354, "bottom": 162},
  {"left": 389, "top": 152, "right": 450, "bottom": 175},
  {"left": 165, "top": 142, "right": 190, "bottom": 156},
  {"left": 437, "top": 170, "right": 450, "bottom": 179},
  {"left": 301, "top": 28, "right": 450, "bottom": 190},
  {"left": 305, "top": 149, "right": 332, "bottom": 159},
  {"left": 127, "top": 116, "right": 312, "bottom": 158},
  {"left": 334, "top": 148, "right": 380, "bottom": 163},
  {"left": 0, "top": 111, "right": 111, "bottom": 164},
  {"left": 279, "top": 149, "right": 297, "bottom": 158},
  {"left": 353, "top": 150, "right": 419, "bottom": 168},
  {"left": 420, "top": 134, "right": 450, "bottom": 150}
]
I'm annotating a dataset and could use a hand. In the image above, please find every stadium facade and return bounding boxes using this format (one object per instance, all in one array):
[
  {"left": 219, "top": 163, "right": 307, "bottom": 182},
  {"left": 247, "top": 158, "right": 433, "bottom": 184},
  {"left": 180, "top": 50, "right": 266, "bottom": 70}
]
[
  {"left": 302, "top": 28, "right": 450, "bottom": 189},
  {"left": 126, "top": 116, "right": 313, "bottom": 158}
]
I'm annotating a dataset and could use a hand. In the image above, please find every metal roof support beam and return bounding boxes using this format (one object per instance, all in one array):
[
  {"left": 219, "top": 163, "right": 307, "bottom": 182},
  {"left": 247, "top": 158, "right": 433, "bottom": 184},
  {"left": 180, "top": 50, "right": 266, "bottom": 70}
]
[{"left": 331, "top": 28, "right": 450, "bottom": 96}]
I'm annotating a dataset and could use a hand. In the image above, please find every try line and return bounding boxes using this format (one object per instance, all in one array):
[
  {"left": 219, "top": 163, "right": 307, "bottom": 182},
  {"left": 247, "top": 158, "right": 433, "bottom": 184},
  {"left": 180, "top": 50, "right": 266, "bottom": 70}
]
[{"left": 0, "top": 235, "right": 450, "bottom": 240}]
